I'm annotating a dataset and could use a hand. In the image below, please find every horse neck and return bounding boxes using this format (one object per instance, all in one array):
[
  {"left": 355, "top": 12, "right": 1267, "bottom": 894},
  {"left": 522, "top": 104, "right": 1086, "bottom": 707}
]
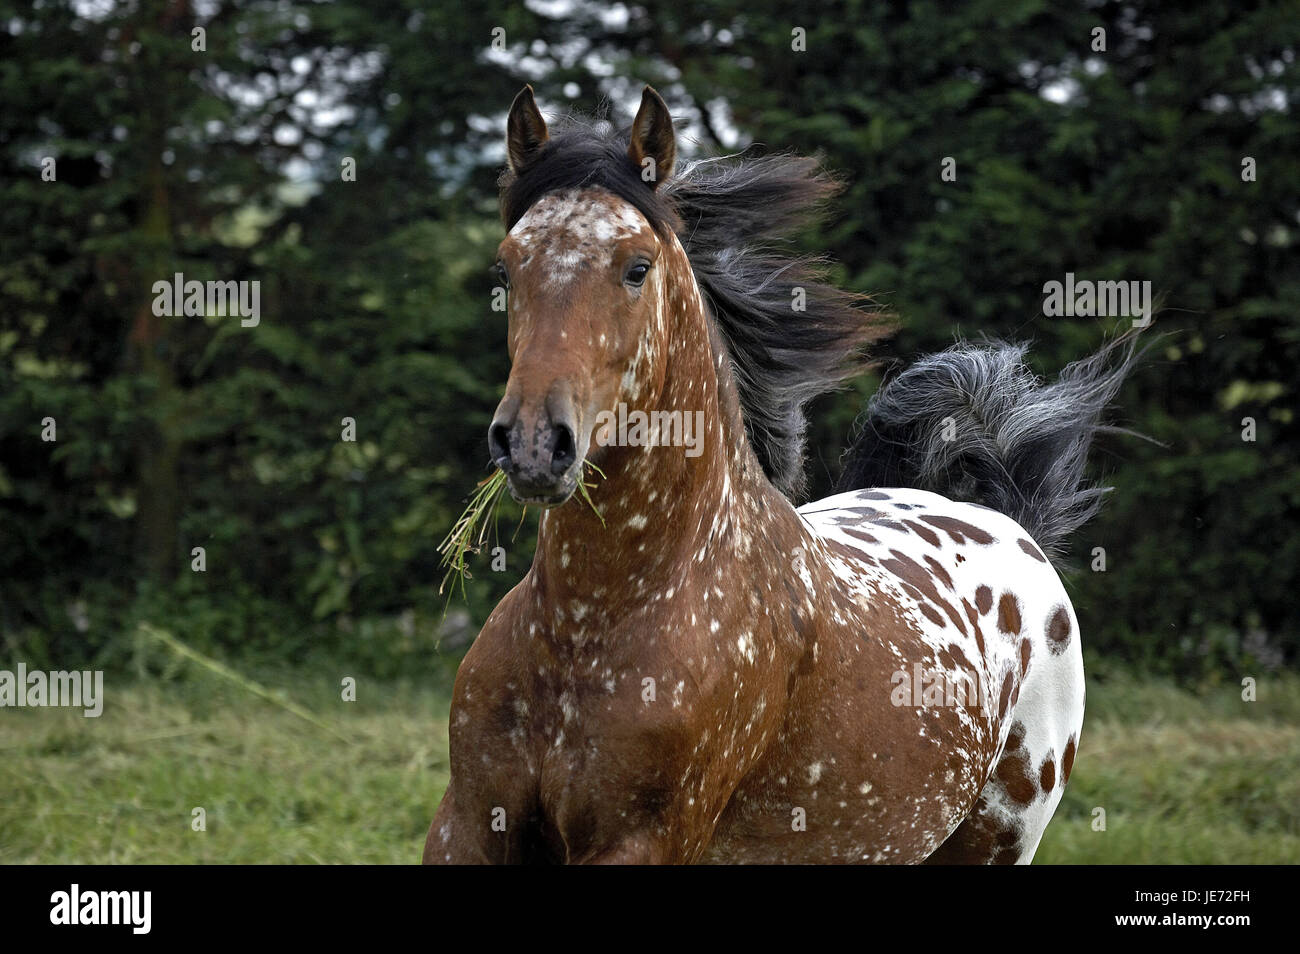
[{"left": 531, "top": 237, "right": 794, "bottom": 626}]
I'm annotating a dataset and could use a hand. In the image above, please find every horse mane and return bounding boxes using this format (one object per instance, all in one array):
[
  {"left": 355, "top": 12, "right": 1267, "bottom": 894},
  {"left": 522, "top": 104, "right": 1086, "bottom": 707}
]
[{"left": 500, "top": 115, "right": 888, "bottom": 500}]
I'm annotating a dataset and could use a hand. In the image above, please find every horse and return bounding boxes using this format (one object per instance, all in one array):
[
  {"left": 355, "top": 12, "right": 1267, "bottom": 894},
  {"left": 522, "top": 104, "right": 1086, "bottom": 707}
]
[{"left": 424, "top": 85, "right": 1136, "bottom": 864}]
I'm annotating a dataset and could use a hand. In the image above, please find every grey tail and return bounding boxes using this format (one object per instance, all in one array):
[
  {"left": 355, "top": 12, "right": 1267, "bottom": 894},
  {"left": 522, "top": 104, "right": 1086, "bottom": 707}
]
[{"left": 835, "top": 333, "right": 1144, "bottom": 562}]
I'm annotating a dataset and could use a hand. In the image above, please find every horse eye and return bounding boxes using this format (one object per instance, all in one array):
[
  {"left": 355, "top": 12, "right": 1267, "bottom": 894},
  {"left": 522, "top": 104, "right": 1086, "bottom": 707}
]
[
  {"left": 624, "top": 262, "right": 651, "bottom": 287},
  {"left": 493, "top": 262, "right": 509, "bottom": 288}
]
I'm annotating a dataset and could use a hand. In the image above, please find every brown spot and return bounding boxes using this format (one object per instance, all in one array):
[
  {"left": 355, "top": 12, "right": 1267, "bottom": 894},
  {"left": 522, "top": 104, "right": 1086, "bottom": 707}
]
[
  {"left": 945, "top": 642, "right": 973, "bottom": 670},
  {"left": 1017, "top": 538, "right": 1048, "bottom": 562},
  {"left": 997, "top": 670, "right": 1015, "bottom": 719},
  {"left": 831, "top": 515, "right": 866, "bottom": 526},
  {"left": 843, "top": 528, "right": 879, "bottom": 546},
  {"left": 842, "top": 506, "right": 884, "bottom": 517},
  {"left": 1005, "top": 721, "right": 1026, "bottom": 751},
  {"left": 1039, "top": 756, "right": 1056, "bottom": 792},
  {"left": 880, "top": 550, "right": 969, "bottom": 634},
  {"left": 920, "top": 515, "right": 995, "bottom": 546},
  {"left": 918, "top": 603, "right": 947, "bottom": 628},
  {"left": 997, "top": 592, "right": 1022, "bottom": 635},
  {"left": 903, "top": 520, "right": 942, "bottom": 548},
  {"left": 1046, "top": 606, "right": 1072, "bottom": 655},
  {"left": 1062, "top": 736, "right": 1077, "bottom": 783},
  {"left": 872, "top": 520, "right": 909, "bottom": 533},
  {"left": 924, "top": 796, "right": 1021, "bottom": 865},
  {"left": 994, "top": 751, "right": 1037, "bottom": 805},
  {"left": 924, "top": 555, "right": 954, "bottom": 590},
  {"left": 1019, "top": 639, "right": 1032, "bottom": 675},
  {"left": 963, "top": 600, "right": 986, "bottom": 655},
  {"left": 825, "top": 539, "right": 873, "bottom": 566},
  {"left": 975, "top": 586, "right": 993, "bottom": 615}
]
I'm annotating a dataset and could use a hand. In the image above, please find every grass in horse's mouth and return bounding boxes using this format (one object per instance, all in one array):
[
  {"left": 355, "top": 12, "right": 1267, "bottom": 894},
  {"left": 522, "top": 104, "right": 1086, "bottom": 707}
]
[
  {"left": 576, "top": 459, "right": 606, "bottom": 528},
  {"left": 437, "top": 460, "right": 606, "bottom": 602},
  {"left": 437, "top": 467, "right": 510, "bottom": 601}
]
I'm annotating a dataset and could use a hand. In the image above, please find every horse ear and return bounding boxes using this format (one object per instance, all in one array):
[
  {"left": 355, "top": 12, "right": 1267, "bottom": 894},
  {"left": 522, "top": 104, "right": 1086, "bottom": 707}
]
[
  {"left": 506, "top": 85, "right": 549, "bottom": 174},
  {"left": 628, "top": 86, "right": 675, "bottom": 189}
]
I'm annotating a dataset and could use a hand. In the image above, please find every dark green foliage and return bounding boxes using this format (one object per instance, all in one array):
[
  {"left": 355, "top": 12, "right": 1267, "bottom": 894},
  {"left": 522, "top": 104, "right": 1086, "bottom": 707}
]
[{"left": 1, "top": 1, "right": 1295, "bottom": 676}]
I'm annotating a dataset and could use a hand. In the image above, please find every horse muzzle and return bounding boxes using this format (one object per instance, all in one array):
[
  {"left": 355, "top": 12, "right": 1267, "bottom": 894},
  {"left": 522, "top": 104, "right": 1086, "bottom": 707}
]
[{"left": 488, "top": 393, "right": 584, "bottom": 506}]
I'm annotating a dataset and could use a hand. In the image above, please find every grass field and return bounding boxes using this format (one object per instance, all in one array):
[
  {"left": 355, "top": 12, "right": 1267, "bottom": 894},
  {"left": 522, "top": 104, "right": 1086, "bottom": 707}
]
[{"left": 2, "top": 653, "right": 1297, "bottom": 863}]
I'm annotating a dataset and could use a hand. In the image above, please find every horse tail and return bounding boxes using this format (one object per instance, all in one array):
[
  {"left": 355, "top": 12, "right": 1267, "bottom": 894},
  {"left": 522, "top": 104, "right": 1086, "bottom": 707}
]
[{"left": 835, "top": 333, "right": 1143, "bottom": 562}]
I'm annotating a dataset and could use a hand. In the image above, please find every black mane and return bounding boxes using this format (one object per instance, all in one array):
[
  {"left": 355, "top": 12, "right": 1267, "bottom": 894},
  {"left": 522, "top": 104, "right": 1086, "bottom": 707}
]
[{"left": 500, "top": 116, "right": 887, "bottom": 501}]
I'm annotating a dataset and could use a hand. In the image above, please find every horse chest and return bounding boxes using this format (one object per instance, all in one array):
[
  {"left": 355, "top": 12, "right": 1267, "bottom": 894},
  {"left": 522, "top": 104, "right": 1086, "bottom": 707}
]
[{"left": 515, "top": 610, "right": 790, "bottom": 860}]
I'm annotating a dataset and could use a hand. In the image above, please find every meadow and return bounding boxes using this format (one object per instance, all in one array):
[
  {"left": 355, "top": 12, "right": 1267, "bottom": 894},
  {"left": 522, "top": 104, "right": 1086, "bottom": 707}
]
[
  {"left": 3, "top": 650, "right": 1296, "bottom": 864},
  {"left": 5, "top": 0, "right": 1295, "bottom": 869}
]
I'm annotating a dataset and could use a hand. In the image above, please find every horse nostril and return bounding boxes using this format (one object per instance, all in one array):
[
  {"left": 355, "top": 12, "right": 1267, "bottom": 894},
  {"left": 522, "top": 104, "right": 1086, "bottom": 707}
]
[
  {"left": 488, "top": 423, "right": 512, "bottom": 469},
  {"left": 551, "top": 424, "right": 576, "bottom": 475}
]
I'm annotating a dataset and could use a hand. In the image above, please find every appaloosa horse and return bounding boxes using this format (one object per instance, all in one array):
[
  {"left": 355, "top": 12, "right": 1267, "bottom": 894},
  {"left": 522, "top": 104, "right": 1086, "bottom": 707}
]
[{"left": 424, "top": 86, "right": 1135, "bottom": 864}]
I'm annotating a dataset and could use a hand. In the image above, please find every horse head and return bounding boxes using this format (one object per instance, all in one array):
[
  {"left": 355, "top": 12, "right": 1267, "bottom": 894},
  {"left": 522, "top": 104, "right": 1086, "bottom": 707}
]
[{"left": 488, "top": 85, "right": 679, "bottom": 506}]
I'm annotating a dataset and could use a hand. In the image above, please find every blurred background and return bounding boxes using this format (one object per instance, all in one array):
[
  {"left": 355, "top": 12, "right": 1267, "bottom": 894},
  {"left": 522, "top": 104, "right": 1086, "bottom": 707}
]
[{"left": 1, "top": 0, "right": 1297, "bottom": 863}]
